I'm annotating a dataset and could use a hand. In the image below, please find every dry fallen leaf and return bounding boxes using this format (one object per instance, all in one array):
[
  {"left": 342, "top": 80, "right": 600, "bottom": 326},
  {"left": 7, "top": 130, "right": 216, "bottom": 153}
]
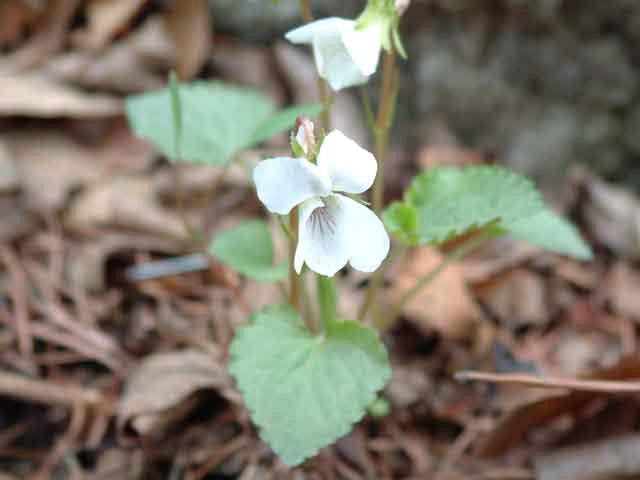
[
  {"left": 417, "top": 146, "right": 485, "bottom": 170},
  {"left": 477, "top": 356, "right": 640, "bottom": 457},
  {"left": 65, "top": 175, "right": 188, "bottom": 239},
  {"left": 72, "top": 0, "right": 149, "bottom": 51},
  {"left": 212, "top": 43, "right": 286, "bottom": 106},
  {"left": 603, "top": 262, "right": 640, "bottom": 323},
  {"left": 0, "top": 0, "right": 79, "bottom": 73},
  {"left": 391, "top": 246, "right": 484, "bottom": 340},
  {"left": 0, "top": 74, "right": 121, "bottom": 118},
  {"left": 5, "top": 129, "right": 105, "bottom": 210},
  {"left": 165, "top": 0, "right": 212, "bottom": 79},
  {"left": 477, "top": 269, "right": 549, "bottom": 330},
  {"left": 0, "top": 141, "right": 18, "bottom": 193},
  {"left": 583, "top": 174, "right": 640, "bottom": 259},
  {"left": 118, "top": 348, "right": 229, "bottom": 434},
  {"left": 0, "top": 0, "right": 36, "bottom": 49}
]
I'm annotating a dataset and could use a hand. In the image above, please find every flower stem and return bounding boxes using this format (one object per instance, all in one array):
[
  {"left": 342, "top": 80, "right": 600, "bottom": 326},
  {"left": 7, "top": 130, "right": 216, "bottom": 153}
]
[
  {"left": 289, "top": 208, "right": 301, "bottom": 310},
  {"left": 387, "top": 230, "right": 492, "bottom": 329},
  {"left": 316, "top": 275, "right": 337, "bottom": 333},
  {"left": 298, "top": 0, "right": 331, "bottom": 132},
  {"left": 362, "top": 50, "right": 397, "bottom": 328},
  {"left": 372, "top": 49, "right": 397, "bottom": 215}
]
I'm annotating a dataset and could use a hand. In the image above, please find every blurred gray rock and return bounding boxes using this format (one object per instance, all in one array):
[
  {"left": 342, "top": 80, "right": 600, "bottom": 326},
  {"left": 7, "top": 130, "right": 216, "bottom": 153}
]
[
  {"left": 411, "top": 5, "right": 637, "bottom": 184},
  {"left": 211, "top": 0, "right": 361, "bottom": 40}
]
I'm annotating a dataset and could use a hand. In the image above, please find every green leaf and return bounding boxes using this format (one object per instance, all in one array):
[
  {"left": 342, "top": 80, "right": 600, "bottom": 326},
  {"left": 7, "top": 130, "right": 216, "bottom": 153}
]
[
  {"left": 251, "top": 103, "right": 324, "bottom": 146},
  {"left": 229, "top": 305, "right": 391, "bottom": 466},
  {"left": 385, "top": 166, "right": 592, "bottom": 260},
  {"left": 126, "top": 81, "right": 277, "bottom": 165},
  {"left": 382, "top": 201, "right": 419, "bottom": 245},
  {"left": 389, "top": 166, "right": 545, "bottom": 245},
  {"left": 507, "top": 208, "right": 593, "bottom": 260},
  {"left": 209, "top": 220, "right": 287, "bottom": 282}
]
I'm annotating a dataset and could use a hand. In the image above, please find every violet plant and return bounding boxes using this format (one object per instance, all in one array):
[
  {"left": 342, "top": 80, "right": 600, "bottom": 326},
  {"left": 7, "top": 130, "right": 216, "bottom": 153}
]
[{"left": 125, "top": 0, "right": 592, "bottom": 468}]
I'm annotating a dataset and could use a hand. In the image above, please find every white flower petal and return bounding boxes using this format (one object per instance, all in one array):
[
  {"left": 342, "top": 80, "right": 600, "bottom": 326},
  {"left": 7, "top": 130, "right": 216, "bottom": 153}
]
[
  {"left": 253, "top": 157, "right": 331, "bottom": 215},
  {"left": 285, "top": 17, "right": 351, "bottom": 45},
  {"left": 312, "top": 34, "right": 369, "bottom": 91},
  {"left": 341, "top": 23, "right": 382, "bottom": 76},
  {"left": 317, "top": 130, "right": 377, "bottom": 194},
  {"left": 334, "top": 194, "right": 390, "bottom": 273},
  {"left": 295, "top": 196, "right": 350, "bottom": 276}
]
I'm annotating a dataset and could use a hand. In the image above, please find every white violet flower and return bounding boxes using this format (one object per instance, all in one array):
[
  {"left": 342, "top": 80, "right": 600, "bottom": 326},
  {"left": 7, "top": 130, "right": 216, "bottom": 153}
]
[
  {"left": 253, "top": 130, "right": 390, "bottom": 277},
  {"left": 284, "top": 0, "right": 407, "bottom": 92},
  {"left": 285, "top": 18, "right": 383, "bottom": 91}
]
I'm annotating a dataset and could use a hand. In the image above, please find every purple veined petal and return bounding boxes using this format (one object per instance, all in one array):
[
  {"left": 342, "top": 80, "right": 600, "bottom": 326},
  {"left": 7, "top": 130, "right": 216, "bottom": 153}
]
[{"left": 295, "top": 196, "right": 350, "bottom": 276}]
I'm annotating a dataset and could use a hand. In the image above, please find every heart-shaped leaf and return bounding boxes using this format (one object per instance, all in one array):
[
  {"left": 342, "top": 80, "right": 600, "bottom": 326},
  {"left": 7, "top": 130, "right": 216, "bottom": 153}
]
[{"left": 229, "top": 305, "right": 391, "bottom": 466}]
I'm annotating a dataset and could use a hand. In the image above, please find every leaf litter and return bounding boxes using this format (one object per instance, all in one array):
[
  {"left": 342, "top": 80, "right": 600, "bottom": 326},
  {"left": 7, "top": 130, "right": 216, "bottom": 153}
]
[{"left": 0, "top": 1, "right": 640, "bottom": 478}]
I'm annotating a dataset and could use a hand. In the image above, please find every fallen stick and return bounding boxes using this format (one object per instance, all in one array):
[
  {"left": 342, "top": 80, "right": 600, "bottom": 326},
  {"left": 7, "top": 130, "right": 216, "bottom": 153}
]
[
  {"left": 0, "top": 371, "right": 103, "bottom": 407},
  {"left": 455, "top": 370, "right": 640, "bottom": 393}
]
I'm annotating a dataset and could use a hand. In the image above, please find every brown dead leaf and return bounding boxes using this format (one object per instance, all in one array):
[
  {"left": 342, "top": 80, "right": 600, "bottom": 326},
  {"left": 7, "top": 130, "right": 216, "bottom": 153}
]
[
  {"left": 477, "top": 356, "right": 640, "bottom": 457},
  {"left": 603, "top": 262, "right": 640, "bottom": 322},
  {"left": 477, "top": 269, "right": 549, "bottom": 330},
  {"left": 0, "top": 0, "right": 80, "bottom": 73},
  {"left": 391, "top": 246, "right": 484, "bottom": 340},
  {"left": 165, "top": 0, "right": 212, "bottom": 79},
  {"left": 65, "top": 175, "right": 188, "bottom": 239},
  {"left": 44, "top": 46, "right": 163, "bottom": 93},
  {"left": 583, "top": 174, "right": 640, "bottom": 259},
  {"left": 0, "top": 141, "right": 18, "bottom": 193},
  {"left": 5, "top": 129, "right": 105, "bottom": 210},
  {"left": 0, "top": 0, "right": 36, "bottom": 49},
  {"left": 118, "top": 349, "right": 229, "bottom": 434},
  {"left": 417, "top": 146, "right": 484, "bottom": 170},
  {"left": 212, "top": 43, "right": 286, "bottom": 106},
  {"left": 0, "top": 74, "right": 121, "bottom": 118},
  {"left": 72, "top": 0, "right": 149, "bottom": 51}
]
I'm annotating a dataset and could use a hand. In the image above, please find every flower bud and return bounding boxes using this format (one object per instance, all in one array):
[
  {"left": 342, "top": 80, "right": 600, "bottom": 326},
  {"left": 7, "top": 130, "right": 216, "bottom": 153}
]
[{"left": 292, "top": 116, "right": 316, "bottom": 158}]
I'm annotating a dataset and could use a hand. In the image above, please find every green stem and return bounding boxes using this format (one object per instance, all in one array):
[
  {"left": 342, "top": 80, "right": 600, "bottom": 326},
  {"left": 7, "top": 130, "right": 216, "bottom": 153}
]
[
  {"left": 372, "top": 49, "right": 397, "bottom": 215},
  {"left": 361, "top": 50, "right": 397, "bottom": 328},
  {"left": 388, "top": 231, "right": 492, "bottom": 327},
  {"left": 289, "top": 208, "right": 301, "bottom": 311},
  {"left": 299, "top": 0, "right": 331, "bottom": 131},
  {"left": 316, "top": 275, "right": 337, "bottom": 333}
]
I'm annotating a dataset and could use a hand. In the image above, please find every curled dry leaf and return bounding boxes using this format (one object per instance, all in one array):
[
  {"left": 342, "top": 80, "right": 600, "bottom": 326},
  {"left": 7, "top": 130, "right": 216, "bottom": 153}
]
[
  {"left": 477, "top": 269, "right": 549, "bottom": 330},
  {"left": 0, "top": 75, "right": 121, "bottom": 118},
  {"left": 118, "top": 349, "right": 229, "bottom": 434},
  {"left": 0, "top": 141, "right": 18, "bottom": 193},
  {"left": 417, "top": 145, "right": 484, "bottom": 170},
  {"left": 165, "top": 0, "right": 212, "bottom": 79},
  {"left": 603, "top": 262, "right": 640, "bottom": 323},
  {"left": 0, "top": 0, "right": 79, "bottom": 73},
  {"left": 212, "top": 43, "right": 286, "bottom": 106},
  {"left": 45, "top": 15, "right": 177, "bottom": 94},
  {"left": 477, "top": 356, "right": 640, "bottom": 457},
  {"left": 5, "top": 129, "right": 104, "bottom": 210},
  {"left": 391, "top": 246, "right": 484, "bottom": 340},
  {"left": 65, "top": 176, "right": 187, "bottom": 239},
  {"left": 583, "top": 174, "right": 640, "bottom": 259},
  {"left": 72, "top": 0, "right": 149, "bottom": 51}
]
